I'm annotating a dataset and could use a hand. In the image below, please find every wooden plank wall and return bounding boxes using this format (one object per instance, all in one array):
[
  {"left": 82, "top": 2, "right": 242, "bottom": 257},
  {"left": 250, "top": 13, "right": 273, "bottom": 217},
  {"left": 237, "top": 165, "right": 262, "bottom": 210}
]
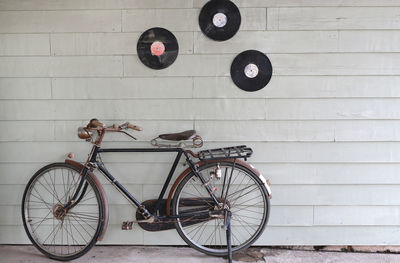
[{"left": 1, "top": 0, "right": 400, "bottom": 245}]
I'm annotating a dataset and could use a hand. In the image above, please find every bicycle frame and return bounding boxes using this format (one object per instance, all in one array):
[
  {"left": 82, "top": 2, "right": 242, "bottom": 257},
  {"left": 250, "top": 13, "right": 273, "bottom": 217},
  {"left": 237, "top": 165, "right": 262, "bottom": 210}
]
[{"left": 70, "top": 145, "right": 221, "bottom": 220}]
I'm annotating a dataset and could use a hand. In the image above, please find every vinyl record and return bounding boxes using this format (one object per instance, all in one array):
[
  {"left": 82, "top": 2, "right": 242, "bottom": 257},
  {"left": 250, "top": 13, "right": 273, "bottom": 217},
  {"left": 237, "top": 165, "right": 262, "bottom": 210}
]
[
  {"left": 137, "top": 27, "right": 179, "bottom": 70},
  {"left": 199, "top": 0, "right": 241, "bottom": 41},
  {"left": 230, "top": 50, "right": 273, "bottom": 92}
]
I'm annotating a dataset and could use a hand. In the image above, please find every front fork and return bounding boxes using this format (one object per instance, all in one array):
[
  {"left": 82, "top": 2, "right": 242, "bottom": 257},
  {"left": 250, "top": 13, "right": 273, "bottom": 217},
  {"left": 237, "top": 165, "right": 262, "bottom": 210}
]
[
  {"left": 63, "top": 163, "right": 92, "bottom": 211},
  {"left": 63, "top": 145, "right": 100, "bottom": 211}
]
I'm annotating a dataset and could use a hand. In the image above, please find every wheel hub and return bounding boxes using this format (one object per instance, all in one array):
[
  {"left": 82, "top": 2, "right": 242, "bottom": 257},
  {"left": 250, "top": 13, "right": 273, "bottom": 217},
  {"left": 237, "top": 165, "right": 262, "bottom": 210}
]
[{"left": 53, "top": 204, "right": 67, "bottom": 220}]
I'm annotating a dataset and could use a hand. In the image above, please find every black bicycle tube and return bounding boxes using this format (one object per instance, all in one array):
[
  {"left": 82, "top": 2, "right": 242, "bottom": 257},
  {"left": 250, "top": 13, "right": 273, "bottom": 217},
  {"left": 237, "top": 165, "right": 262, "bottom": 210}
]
[
  {"left": 96, "top": 162, "right": 142, "bottom": 207},
  {"left": 223, "top": 159, "right": 236, "bottom": 208},
  {"left": 153, "top": 151, "right": 183, "bottom": 214}
]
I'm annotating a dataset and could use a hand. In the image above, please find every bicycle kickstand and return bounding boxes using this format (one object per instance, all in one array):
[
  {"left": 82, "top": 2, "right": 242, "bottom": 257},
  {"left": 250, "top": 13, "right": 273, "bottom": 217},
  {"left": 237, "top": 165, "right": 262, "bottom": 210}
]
[{"left": 225, "top": 210, "right": 233, "bottom": 263}]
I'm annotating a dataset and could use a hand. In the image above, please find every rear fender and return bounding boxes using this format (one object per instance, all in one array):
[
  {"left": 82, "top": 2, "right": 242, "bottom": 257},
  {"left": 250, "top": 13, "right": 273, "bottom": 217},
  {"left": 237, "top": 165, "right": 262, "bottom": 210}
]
[
  {"left": 65, "top": 159, "right": 109, "bottom": 241},
  {"left": 165, "top": 159, "right": 271, "bottom": 216}
]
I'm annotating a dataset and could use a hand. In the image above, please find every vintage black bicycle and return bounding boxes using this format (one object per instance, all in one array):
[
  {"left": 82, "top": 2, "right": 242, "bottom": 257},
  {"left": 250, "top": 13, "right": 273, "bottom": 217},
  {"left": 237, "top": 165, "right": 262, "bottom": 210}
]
[{"left": 21, "top": 119, "right": 271, "bottom": 261}]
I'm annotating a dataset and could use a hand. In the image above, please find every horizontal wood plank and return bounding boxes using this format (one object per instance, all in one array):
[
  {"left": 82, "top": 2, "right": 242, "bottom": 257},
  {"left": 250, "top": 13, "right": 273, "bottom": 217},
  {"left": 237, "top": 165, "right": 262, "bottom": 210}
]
[
  {"left": 196, "top": 120, "right": 400, "bottom": 142},
  {"left": 194, "top": 0, "right": 400, "bottom": 8},
  {"left": 122, "top": 8, "right": 265, "bottom": 32},
  {"left": 195, "top": 30, "right": 400, "bottom": 54},
  {"left": 267, "top": 7, "right": 400, "bottom": 30},
  {"left": 51, "top": 78, "right": 193, "bottom": 99},
  {"left": 314, "top": 206, "right": 400, "bottom": 226},
  {"left": 194, "top": 31, "right": 339, "bottom": 54},
  {"left": 0, "top": 99, "right": 266, "bottom": 121},
  {"left": 265, "top": 98, "right": 400, "bottom": 120},
  {"left": 0, "top": 10, "right": 121, "bottom": 33},
  {"left": 256, "top": 163, "right": 400, "bottom": 185},
  {"left": 0, "top": 56, "right": 123, "bottom": 77},
  {"left": 0, "top": 34, "right": 49, "bottom": 55},
  {"left": 0, "top": 0, "right": 193, "bottom": 10},
  {"left": 0, "top": 78, "right": 51, "bottom": 99},
  {"left": 193, "top": 76, "right": 400, "bottom": 98}
]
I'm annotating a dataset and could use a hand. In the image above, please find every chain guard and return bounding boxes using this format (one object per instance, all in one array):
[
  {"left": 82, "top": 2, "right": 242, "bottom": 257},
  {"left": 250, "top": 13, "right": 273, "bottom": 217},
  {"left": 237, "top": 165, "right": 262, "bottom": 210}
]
[{"left": 136, "top": 198, "right": 216, "bottom": 232}]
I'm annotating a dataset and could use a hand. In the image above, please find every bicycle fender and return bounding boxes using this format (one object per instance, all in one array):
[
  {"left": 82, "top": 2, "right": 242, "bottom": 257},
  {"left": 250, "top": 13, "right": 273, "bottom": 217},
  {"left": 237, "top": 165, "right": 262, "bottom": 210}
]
[
  {"left": 165, "top": 159, "right": 271, "bottom": 216},
  {"left": 65, "top": 159, "right": 109, "bottom": 241}
]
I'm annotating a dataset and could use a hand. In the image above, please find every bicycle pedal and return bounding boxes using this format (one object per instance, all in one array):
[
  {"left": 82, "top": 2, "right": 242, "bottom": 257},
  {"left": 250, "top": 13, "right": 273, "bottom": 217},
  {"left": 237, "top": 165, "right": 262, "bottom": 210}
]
[{"left": 122, "top": 221, "right": 134, "bottom": 230}]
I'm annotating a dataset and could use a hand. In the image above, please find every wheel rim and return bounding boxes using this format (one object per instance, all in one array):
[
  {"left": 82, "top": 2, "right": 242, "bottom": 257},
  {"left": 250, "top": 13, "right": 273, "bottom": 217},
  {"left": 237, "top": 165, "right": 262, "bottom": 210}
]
[
  {"left": 23, "top": 166, "right": 101, "bottom": 258},
  {"left": 175, "top": 163, "right": 268, "bottom": 254}
]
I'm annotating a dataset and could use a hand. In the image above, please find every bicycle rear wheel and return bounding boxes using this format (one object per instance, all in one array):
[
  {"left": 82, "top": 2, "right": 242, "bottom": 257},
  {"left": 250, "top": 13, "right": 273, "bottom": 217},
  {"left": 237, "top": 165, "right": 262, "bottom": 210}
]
[
  {"left": 172, "top": 161, "right": 270, "bottom": 256},
  {"left": 21, "top": 163, "right": 105, "bottom": 261}
]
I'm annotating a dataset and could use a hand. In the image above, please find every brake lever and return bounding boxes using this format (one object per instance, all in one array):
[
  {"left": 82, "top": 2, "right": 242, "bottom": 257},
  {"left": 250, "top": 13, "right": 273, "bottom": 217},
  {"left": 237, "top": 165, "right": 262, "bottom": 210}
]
[{"left": 119, "top": 130, "right": 137, "bottom": 140}]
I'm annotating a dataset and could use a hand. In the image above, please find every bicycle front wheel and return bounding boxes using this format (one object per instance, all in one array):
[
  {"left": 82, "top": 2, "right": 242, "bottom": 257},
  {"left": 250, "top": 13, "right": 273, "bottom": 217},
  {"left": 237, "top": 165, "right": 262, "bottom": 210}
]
[
  {"left": 21, "top": 163, "right": 105, "bottom": 261},
  {"left": 172, "top": 161, "right": 270, "bottom": 256}
]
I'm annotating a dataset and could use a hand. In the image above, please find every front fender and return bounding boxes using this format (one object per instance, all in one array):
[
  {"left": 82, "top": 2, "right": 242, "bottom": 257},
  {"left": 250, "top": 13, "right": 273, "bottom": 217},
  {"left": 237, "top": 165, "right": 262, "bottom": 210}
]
[
  {"left": 165, "top": 159, "right": 271, "bottom": 216},
  {"left": 65, "top": 159, "right": 109, "bottom": 241}
]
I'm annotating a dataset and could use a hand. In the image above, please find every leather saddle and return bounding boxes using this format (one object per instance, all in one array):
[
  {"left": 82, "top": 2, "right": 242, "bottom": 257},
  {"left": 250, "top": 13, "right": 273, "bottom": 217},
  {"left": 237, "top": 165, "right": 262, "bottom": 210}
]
[{"left": 158, "top": 130, "right": 196, "bottom": 141}]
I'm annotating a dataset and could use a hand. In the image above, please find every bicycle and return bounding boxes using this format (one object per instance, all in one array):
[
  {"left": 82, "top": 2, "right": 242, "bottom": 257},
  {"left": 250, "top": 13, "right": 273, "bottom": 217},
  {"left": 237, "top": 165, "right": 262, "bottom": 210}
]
[{"left": 21, "top": 119, "right": 272, "bottom": 261}]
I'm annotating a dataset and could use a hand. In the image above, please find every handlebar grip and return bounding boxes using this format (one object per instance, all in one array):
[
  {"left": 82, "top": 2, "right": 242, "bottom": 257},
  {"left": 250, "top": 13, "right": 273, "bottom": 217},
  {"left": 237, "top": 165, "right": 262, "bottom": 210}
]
[
  {"left": 127, "top": 122, "right": 142, "bottom": 131},
  {"left": 87, "top": 118, "right": 104, "bottom": 129}
]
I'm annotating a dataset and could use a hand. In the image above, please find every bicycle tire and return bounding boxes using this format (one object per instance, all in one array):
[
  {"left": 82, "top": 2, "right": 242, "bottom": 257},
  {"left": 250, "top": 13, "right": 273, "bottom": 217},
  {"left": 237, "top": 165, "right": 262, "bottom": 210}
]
[
  {"left": 21, "top": 163, "right": 105, "bottom": 261},
  {"left": 172, "top": 161, "right": 270, "bottom": 256}
]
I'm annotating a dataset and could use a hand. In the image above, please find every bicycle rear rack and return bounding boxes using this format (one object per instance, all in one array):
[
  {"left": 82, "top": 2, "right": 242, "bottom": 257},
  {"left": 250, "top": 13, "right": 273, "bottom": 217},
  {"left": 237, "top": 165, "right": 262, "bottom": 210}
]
[{"left": 197, "top": 145, "right": 253, "bottom": 161}]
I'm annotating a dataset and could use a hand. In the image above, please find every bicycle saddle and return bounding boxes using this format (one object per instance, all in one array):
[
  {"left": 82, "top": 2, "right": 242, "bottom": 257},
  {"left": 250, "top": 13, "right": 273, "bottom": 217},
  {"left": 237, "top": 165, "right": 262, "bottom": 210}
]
[{"left": 158, "top": 130, "right": 196, "bottom": 141}]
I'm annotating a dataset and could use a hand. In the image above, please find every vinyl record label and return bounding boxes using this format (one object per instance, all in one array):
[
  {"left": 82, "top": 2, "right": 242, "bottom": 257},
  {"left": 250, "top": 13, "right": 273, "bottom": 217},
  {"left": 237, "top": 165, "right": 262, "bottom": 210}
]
[
  {"left": 137, "top": 27, "right": 179, "bottom": 70},
  {"left": 230, "top": 50, "right": 273, "bottom": 92}
]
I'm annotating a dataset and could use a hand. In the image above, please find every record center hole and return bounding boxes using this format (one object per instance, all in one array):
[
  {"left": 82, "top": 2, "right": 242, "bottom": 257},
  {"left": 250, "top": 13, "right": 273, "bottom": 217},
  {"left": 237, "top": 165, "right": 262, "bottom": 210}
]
[
  {"left": 213, "top": 13, "right": 227, "bottom": 28},
  {"left": 150, "top": 41, "right": 165, "bottom": 56},
  {"left": 244, "top": 64, "right": 259, "bottom": 78}
]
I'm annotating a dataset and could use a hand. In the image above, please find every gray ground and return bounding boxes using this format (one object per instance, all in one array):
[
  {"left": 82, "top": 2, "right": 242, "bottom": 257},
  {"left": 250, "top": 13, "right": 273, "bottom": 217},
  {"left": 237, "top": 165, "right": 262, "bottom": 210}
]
[{"left": 1, "top": 245, "right": 399, "bottom": 263}]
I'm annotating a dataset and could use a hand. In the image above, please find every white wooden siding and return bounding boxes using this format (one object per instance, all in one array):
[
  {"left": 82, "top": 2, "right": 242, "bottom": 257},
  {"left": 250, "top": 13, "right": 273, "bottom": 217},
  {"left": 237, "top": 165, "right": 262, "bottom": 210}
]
[{"left": 0, "top": 0, "right": 399, "bottom": 246}]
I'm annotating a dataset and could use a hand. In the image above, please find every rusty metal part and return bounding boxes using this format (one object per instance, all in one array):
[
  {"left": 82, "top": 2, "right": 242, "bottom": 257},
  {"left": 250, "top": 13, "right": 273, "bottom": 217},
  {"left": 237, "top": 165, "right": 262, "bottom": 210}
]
[
  {"left": 65, "top": 159, "right": 109, "bottom": 241},
  {"left": 122, "top": 221, "right": 133, "bottom": 230},
  {"left": 87, "top": 118, "right": 104, "bottom": 129},
  {"left": 53, "top": 204, "right": 67, "bottom": 220},
  {"left": 165, "top": 159, "right": 268, "bottom": 216},
  {"left": 83, "top": 119, "right": 142, "bottom": 147},
  {"left": 126, "top": 122, "right": 142, "bottom": 131},
  {"left": 151, "top": 135, "right": 203, "bottom": 149},
  {"left": 184, "top": 150, "right": 199, "bottom": 158},
  {"left": 77, "top": 127, "right": 93, "bottom": 140}
]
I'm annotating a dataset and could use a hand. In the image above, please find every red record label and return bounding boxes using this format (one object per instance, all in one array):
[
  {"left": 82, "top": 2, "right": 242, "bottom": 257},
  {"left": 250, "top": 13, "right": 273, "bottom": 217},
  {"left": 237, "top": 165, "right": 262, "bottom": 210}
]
[{"left": 150, "top": 41, "right": 165, "bottom": 56}]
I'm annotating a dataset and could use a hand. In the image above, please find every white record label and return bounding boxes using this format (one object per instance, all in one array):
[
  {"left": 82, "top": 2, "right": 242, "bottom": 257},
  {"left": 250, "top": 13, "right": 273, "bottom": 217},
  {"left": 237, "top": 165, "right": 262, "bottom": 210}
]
[
  {"left": 212, "top": 13, "right": 227, "bottom": 28},
  {"left": 244, "top": 64, "right": 259, "bottom": 78}
]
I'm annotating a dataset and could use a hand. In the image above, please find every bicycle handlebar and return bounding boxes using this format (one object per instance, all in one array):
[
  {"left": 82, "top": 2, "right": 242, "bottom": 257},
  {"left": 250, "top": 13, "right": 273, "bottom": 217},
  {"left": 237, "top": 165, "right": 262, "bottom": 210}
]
[
  {"left": 87, "top": 118, "right": 104, "bottom": 129},
  {"left": 86, "top": 119, "right": 142, "bottom": 132},
  {"left": 126, "top": 122, "right": 143, "bottom": 131}
]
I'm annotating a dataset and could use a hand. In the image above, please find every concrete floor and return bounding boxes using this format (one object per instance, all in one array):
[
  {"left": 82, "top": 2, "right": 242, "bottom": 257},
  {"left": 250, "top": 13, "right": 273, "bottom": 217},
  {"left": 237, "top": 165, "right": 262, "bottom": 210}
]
[{"left": 1, "top": 245, "right": 400, "bottom": 263}]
